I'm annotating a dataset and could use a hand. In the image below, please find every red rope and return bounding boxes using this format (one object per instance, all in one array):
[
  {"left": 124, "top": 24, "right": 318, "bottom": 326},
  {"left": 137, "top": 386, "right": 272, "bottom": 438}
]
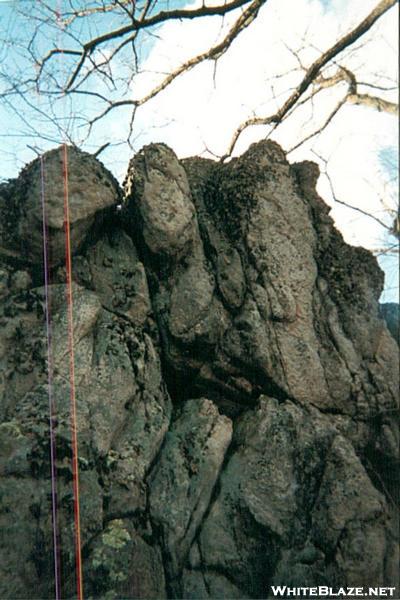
[{"left": 62, "top": 143, "right": 84, "bottom": 600}]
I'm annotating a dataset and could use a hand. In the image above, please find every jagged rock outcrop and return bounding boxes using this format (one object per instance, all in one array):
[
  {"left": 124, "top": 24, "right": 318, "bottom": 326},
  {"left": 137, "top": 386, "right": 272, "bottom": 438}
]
[{"left": 0, "top": 141, "right": 398, "bottom": 599}]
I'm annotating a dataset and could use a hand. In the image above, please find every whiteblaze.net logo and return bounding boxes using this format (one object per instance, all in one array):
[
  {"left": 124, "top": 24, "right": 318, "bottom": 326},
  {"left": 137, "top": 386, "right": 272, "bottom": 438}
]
[{"left": 270, "top": 586, "right": 398, "bottom": 597}]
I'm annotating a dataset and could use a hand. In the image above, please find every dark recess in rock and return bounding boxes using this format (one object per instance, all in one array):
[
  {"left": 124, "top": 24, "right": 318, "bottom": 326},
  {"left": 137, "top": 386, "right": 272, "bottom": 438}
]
[
  {"left": 380, "top": 302, "right": 399, "bottom": 345},
  {"left": 0, "top": 141, "right": 398, "bottom": 599}
]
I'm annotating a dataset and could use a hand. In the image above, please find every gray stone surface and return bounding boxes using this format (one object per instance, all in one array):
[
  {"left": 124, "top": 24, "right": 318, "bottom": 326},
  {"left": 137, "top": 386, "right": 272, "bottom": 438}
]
[
  {"left": 0, "top": 141, "right": 398, "bottom": 598},
  {"left": 149, "top": 398, "right": 232, "bottom": 581},
  {"left": 0, "top": 146, "right": 119, "bottom": 266}
]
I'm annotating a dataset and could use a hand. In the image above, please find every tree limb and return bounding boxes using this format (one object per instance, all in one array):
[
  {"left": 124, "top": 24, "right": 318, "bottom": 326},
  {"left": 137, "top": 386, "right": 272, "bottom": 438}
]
[
  {"left": 347, "top": 93, "right": 398, "bottom": 114},
  {"left": 86, "top": 0, "right": 267, "bottom": 131},
  {"left": 312, "top": 150, "right": 395, "bottom": 235},
  {"left": 37, "top": 0, "right": 256, "bottom": 91},
  {"left": 222, "top": 0, "right": 397, "bottom": 160}
]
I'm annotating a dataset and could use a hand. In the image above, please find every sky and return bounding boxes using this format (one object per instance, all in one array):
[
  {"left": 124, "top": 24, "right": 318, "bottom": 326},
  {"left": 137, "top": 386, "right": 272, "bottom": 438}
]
[{"left": 0, "top": 0, "right": 398, "bottom": 301}]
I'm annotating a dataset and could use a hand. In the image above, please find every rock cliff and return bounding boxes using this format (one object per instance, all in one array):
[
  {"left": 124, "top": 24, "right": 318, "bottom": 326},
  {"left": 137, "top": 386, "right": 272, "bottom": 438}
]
[{"left": 0, "top": 142, "right": 398, "bottom": 599}]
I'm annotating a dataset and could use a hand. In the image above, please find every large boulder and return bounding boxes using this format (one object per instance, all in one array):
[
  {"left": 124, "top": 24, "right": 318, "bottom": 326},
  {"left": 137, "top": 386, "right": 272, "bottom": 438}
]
[{"left": 0, "top": 145, "right": 119, "bottom": 266}]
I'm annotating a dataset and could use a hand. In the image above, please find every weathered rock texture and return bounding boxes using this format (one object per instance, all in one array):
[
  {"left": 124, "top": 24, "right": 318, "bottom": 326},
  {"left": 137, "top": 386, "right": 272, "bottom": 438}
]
[
  {"left": 0, "top": 146, "right": 119, "bottom": 267},
  {"left": 0, "top": 141, "right": 398, "bottom": 599}
]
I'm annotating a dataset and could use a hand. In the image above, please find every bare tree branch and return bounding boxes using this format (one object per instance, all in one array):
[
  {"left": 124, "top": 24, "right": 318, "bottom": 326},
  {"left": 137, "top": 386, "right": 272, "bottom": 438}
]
[
  {"left": 222, "top": 0, "right": 398, "bottom": 159},
  {"left": 85, "top": 0, "right": 267, "bottom": 132},
  {"left": 37, "top": 0, "right": 257, "bottom": 91},
  {"left": 312, "top": 150, "right": 396, "bottom": 237},
  {"left": 287, "top": 96, "right": 348, "bottom": 154},
  {"left": 347, "top": 92, "right": 398, "bottom": 114}
]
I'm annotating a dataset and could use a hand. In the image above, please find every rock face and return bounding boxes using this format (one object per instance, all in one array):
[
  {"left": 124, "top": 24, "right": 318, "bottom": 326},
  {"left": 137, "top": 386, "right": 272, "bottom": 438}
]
[{"left": 0, "top": 142, "right": 398, "bottom": 599}]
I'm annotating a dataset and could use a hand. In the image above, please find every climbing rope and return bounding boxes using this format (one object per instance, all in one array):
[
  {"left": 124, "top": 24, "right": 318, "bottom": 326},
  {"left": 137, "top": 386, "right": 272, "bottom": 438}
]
[
  {"left": 40, "top": 154, "right": 61, "bottom": 600},
  {"left": 38, "top": 1, "right": 85, "bottom": 595},
  {"left": 62, "top": 143, "right": 84, "bottom": 600},
  {"left": 41, "top": 144, "right": 84, "bottom": 599}
]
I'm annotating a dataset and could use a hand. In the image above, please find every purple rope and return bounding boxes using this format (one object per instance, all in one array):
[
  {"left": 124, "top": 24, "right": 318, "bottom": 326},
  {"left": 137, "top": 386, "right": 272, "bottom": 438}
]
[{"left": 40, "top": 154, "right": 61, "bottom": 600}]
